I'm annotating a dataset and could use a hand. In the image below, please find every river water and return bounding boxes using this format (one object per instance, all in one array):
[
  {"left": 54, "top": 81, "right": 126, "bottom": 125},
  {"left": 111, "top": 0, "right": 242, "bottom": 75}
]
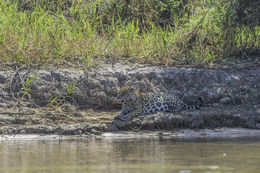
[{"left": 0, "top": 135, "right": 260, "bottom": 173}]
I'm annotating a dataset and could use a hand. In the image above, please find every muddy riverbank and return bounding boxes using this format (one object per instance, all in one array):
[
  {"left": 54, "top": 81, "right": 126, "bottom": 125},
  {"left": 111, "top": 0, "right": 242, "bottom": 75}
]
[{"left": 0, "top": 63, "right": 260, "bottom": 135}]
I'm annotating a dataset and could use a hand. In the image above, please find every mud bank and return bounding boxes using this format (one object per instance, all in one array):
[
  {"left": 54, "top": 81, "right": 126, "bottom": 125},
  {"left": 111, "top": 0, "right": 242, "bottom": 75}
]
[{"left": 0, "top": 63, "right": 260, "bottom": 135}]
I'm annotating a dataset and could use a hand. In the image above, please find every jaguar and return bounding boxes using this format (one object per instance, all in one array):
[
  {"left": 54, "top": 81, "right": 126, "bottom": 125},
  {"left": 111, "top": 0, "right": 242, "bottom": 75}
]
[{"left": 114, "top": 86, "right": 202, "bottom": 121}]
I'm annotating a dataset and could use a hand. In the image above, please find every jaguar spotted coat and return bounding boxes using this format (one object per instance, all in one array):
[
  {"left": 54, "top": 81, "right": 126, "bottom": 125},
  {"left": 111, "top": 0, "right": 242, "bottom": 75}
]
[{"left": 115, "top": 87, "right": 202, "bottom": 121}]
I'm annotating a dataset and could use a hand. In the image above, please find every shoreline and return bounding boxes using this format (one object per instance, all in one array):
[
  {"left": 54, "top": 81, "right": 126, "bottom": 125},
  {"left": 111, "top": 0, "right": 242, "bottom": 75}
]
[{"left": 1, "top": 128, "right": 260, "bottom": 141}]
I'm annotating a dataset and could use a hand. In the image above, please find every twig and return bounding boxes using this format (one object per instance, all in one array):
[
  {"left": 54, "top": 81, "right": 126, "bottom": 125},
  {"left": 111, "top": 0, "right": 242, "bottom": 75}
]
[
  {"left": 10, "top": 65, "right": 25, "bottom": 101},
  {"left": 192, "top": 8, "right": 210, "bottom": 32},
  {"left": 15, "top": 66, "right": 26, "bottom": 100}
]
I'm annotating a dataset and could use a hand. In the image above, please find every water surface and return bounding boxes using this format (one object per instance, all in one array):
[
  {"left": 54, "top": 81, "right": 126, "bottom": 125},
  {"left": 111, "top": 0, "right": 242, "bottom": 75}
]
[{"left": 0, "top": 136, "right": 260, "bottom": 173}]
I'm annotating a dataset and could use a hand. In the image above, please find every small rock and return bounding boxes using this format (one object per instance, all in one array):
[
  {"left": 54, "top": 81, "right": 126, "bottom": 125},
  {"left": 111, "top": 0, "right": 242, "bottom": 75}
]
[
  {"left": 90, "top": 128, "right": 102, "bottom": 135},
  {"left": 246, "top": 119, "right": 256, "bottom": 128},
  {"left": 73, "top": 112, "right": 82, "bottom": 117},
  {"left": 77, "top": 129, "right": 82, "bottom": 134},
  {"left": 100, "top": 124, "right": 108, "bottom": 131},
  {"left": 107, "top": 124, "right": 119, "bottom": 131},
  {"left": 112, "top": 120, "right": 129, "bottom": 129},
  {"left": 0, "top": 74, "right": 6, "bottom": 83},
  {"left": 207, "top": 91, "right": 219, "bottom": 103},
  {"left": 191, "top": 118, "right": 205, "bottom": 128},
  {"left": 186, "top": 111, "right": 200, "bottom": 117},
  {"left": 19, "top": 130, "right": 26, "bottom": 134},
  {"left": 90, "top": 128, "right": 97, "bottom": 133},
  {"left": 219, "top": 97, "right": 232, "bottom": 104}
]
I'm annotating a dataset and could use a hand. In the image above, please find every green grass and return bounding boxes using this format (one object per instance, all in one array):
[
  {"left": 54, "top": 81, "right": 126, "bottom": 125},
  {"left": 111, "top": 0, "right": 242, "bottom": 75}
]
[
  {"left": 48, "top": 80, "right": 78, "bottom": 107},
  {"left": 19, "top": 72, "right": 40, "bottom": 101},
  {"left": 0, "top": 0, "right": 259, "bottom": 66}
]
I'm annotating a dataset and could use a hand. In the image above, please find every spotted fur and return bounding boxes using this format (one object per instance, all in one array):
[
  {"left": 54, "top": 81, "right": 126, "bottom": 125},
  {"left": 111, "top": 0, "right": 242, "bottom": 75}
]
[{"left": 115, "top": 86, "right": 201, "bottom": 121}]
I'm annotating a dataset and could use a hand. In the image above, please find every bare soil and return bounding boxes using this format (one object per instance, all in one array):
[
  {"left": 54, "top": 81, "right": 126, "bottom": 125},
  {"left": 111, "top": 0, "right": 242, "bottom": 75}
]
[{"left": 0, "top": 62, "right": 260, "bottom": 136}]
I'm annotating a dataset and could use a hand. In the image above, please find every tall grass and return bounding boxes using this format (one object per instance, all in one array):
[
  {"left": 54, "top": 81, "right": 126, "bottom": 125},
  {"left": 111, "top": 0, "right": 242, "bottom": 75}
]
[{"left": 0, "top": 0, "right": 259, "bottom": 66}]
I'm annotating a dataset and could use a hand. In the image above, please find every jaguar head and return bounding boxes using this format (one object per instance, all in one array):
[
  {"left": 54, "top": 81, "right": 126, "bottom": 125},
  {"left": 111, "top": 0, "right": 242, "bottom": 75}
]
[{"left": 117, "top": 86, "right": 135, "bottom": 102}]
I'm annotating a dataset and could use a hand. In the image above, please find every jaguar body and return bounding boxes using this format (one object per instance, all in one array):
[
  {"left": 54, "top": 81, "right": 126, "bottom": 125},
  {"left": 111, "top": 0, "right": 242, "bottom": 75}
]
[{"left": 115, "top": 86, "right": 201, "bottom": 121}]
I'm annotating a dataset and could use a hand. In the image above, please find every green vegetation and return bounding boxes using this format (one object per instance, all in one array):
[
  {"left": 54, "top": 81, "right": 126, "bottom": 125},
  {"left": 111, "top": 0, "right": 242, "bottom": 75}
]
[
  {"left": 0, "top": 0, "right": 259, "bottom": 66},
  {"left": 49, "top": 81, "right": 78, "bottom": 106},
  {"left": 19, "top": 73, "right": 40, "bottom": 101}
]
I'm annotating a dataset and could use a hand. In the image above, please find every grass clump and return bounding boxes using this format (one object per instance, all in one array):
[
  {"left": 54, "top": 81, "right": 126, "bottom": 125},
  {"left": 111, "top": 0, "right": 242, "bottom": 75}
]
[
  {"left": 0, "top": 0, "right": 259, "bottom": 66},
  {"left": 49, "top": 81, "right": 78, "bottom": 107}
]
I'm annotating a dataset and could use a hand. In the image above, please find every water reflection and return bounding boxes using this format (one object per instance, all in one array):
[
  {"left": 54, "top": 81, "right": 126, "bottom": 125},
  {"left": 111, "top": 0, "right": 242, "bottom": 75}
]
[{"left": 0, "top": 137, "right": 259, "bottom": 173}]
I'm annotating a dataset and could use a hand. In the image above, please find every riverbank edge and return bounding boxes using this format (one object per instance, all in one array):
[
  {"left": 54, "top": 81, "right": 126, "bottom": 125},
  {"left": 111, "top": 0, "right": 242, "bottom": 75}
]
[{"left": 1, "top": 128, "right": 260, "bottom": 140}]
